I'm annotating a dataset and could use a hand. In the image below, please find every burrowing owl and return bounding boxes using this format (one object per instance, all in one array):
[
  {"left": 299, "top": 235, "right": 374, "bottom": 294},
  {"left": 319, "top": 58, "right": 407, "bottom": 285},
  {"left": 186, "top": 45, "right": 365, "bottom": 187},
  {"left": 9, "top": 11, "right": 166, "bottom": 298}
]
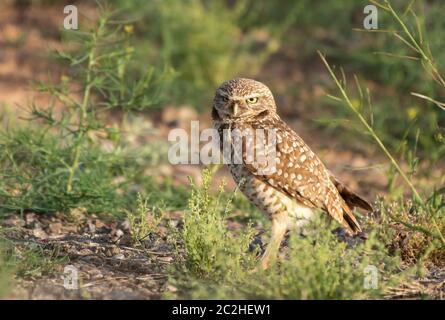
[{"left": 212, "top": 78, "right": 372, "bottom": 269}]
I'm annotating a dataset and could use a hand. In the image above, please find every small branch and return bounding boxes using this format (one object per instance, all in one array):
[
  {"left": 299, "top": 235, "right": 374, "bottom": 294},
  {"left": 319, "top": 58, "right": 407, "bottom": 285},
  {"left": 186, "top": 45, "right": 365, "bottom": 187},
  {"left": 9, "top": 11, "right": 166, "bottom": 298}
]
[
  {"left": 411, "top": 92, "right": 445, "bottom": 112},
  {"left": 66, "top": 20, "right": 105, "bottom": 194}
]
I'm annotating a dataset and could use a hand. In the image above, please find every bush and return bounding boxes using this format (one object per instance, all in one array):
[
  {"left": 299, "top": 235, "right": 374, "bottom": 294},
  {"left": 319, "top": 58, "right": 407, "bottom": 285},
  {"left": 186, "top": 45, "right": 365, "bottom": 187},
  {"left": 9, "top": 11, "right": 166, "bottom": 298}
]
[
  {"left": 174, "top": 169, "right": 257, "bottom": 281},
  {"left": 0, "top": 6, "right": 174, "bottom": 217},
  {"left": 0, "top": 128, "right": 134, "bottom": 215}
]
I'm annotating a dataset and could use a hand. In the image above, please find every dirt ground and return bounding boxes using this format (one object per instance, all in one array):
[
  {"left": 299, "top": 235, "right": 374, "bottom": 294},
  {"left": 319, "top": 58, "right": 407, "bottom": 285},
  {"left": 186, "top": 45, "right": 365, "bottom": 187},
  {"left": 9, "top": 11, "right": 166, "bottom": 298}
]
[
  {"left": 1, "top": 212, "right": 176, "bottom": 299},
  {"left": 2, "top": 212, "right": 444, "bottom": 299}
]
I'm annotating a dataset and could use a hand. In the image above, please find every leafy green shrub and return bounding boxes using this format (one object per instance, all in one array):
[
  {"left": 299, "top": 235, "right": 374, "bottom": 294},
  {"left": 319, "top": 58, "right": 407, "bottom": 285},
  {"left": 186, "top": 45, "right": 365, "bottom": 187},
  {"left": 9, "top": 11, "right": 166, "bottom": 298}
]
[
  {"left": 179, "top": 169, "right": 256, "bottom": 279},
  {"left": 0, "top": 5, "right": 173, "bottom": 217},
  {"left": 0, "top": 128, "right": 134, "bottom": 215},
  {"left": 167, "top": 169, "right": 257, "bottom": 298},
  {"left": 127, "top": 192, "right": 164, "bottom": 244}
]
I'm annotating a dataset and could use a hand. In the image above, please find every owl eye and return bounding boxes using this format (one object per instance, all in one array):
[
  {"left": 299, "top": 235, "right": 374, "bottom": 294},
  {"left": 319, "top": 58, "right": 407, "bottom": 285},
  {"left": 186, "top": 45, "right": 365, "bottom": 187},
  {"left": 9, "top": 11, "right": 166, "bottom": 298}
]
[
  {"left": 246, "top": 97, "right": 258, "bottom": 104},
  {"left": 222, "top": 96, "right": 229, "bottom": 102}
]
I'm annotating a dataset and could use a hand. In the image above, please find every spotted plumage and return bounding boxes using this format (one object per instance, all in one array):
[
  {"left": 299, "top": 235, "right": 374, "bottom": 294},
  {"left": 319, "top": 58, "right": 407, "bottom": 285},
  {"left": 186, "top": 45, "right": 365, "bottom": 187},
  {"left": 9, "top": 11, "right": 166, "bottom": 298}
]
[{"left": 212, "top": 78, "right": 372, "bottom": 269}]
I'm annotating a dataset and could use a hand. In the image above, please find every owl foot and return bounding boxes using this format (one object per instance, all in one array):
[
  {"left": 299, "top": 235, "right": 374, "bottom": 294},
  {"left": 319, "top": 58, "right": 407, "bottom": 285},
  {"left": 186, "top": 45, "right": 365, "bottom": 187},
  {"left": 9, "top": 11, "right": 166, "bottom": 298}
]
[{"left": 257, "top": 212, "right": 288, "bottom": 270}]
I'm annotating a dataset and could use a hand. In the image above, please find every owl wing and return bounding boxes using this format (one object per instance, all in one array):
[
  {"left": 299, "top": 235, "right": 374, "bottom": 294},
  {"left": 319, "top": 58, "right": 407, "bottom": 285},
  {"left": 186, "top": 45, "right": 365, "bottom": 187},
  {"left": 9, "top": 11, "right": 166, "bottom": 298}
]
[{"left": 236, "top": 118, "right": 362, "bottom": 233}]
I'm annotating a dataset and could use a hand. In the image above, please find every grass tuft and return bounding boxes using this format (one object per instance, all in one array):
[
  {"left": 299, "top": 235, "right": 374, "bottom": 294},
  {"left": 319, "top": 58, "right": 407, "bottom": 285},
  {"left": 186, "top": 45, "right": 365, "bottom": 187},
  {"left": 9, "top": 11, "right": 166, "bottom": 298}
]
[{"left": 127, "top": 193, "right": 164, "bottom": 245}]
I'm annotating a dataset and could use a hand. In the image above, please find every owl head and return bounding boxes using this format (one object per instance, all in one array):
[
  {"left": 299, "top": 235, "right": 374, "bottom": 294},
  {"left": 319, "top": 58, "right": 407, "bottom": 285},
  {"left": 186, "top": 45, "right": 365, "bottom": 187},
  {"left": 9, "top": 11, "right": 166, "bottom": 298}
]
[{"left": 212, "top": 78, "right": 277, "bottom": 122}]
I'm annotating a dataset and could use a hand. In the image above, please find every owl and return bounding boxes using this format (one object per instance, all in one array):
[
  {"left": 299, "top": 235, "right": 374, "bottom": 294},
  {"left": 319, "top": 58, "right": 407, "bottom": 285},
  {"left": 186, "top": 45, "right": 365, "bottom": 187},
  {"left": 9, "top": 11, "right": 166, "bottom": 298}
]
[{"left": 212, "top": 78, "right": 372, "bottom": 269}]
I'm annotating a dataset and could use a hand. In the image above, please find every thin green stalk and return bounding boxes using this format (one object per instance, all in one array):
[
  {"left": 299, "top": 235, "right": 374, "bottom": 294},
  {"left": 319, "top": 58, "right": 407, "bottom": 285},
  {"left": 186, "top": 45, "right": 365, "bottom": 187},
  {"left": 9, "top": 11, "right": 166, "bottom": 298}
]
[
  {"left": 66, "top": 25, "right": 102, "bottom": 193},
  {"left": 372, "top": 0, "right": 445, "bottom": 88},
  {"left": 318, "top": 51, "right": 421, "bottom": 201},
  {"left": 318, "top": 51, "right": 445, "bottom": 246},
  {"left": 65, "top": 83, "right": 91, "bottom": 193}
]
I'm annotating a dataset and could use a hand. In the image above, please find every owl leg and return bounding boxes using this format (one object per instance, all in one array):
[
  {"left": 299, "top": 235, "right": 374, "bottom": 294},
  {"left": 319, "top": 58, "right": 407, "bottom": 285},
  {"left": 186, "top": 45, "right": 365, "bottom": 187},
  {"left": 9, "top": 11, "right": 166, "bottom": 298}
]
[{"left": 261, "top": 212, "right": 288, "bottom": 270}]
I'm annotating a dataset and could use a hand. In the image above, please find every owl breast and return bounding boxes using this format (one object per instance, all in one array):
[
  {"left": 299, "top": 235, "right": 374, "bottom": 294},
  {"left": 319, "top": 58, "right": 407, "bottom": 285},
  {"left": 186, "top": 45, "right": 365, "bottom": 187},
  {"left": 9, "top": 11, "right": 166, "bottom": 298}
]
[
  {"left": 214, "top": 118, "right": 314, "bottom": 227},
  {"left": 228, "top": 163, "right": 313, "bottom": 227}
]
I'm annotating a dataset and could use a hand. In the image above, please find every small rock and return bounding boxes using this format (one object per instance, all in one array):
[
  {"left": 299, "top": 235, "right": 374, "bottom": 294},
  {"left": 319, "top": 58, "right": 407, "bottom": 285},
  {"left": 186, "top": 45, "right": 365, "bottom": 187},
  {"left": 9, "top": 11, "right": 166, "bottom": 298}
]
[
  {"left": 111, "top": 246, "right": 121, "bottom": 255},
  {"left": 87, "top": 221, "right": 96, "bottom": 233},
  {"left": 32, "top": 228, "right": 48, "bottom": 239},
  {"left": 166, "top": 285, "right": 177, "bottom": 293},
  {"left": 249, "top": 236, "right": 264, "bottom": 253},
  {"left": 48, "top": 222, "right": 62, "bottom": 235},
  {"left": 120, "top": 219, "right": 131, "bottom": 232},
  {"left": 110, "top": 229, "right": 124, "bottom": 243},
  {"left": 105, "top": 248, "right": 114, "bottom": 257},
  {"left": 94, "top": 219, "right": 106, "bottom": 229},
  {"left": 2, "top": 215, "right": 24, "bottom": 227},
  {"left": 88, "top": 269, "right": 104, "bottom": 280},
  {"left": 113, "top": 253, "right": 125, "bottom": 260},
  {"left": 25, "top": 213, "right": 36, "bottom": 226}
]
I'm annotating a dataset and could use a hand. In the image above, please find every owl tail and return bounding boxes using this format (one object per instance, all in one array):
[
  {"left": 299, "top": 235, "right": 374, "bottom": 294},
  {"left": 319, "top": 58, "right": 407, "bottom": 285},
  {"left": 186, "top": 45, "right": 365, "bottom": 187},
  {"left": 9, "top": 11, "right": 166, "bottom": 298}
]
[
  {"left": 341, "top": 202, "right": 362, "bottom": 234},
  {"left": 329, "top": 173, "right": 373, "bottom": 212}
]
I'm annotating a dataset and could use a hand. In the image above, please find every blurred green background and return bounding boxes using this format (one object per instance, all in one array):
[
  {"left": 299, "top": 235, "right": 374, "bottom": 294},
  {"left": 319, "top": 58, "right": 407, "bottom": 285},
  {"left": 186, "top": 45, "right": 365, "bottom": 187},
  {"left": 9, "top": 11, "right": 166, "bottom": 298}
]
[
  {"left": 112, "top": 0, "right": 445, "bottom": 161},
  {"left": 3, "top": 0, "right": 445, "bottom": 161}
]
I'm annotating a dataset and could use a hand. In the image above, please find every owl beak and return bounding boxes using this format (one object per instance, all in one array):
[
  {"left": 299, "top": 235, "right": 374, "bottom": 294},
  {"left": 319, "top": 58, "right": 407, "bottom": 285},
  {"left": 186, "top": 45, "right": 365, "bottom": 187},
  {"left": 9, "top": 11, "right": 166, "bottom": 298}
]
[{"left": 231, "top": 103, "right": 239, "bottom": 116}]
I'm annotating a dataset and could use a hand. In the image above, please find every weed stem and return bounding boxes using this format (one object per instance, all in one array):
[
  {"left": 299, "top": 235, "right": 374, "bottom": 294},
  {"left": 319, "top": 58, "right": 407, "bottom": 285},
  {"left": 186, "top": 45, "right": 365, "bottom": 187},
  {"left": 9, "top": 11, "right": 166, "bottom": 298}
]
[{"left": 318, "top": 51, "right": 445, "bottom": 246}]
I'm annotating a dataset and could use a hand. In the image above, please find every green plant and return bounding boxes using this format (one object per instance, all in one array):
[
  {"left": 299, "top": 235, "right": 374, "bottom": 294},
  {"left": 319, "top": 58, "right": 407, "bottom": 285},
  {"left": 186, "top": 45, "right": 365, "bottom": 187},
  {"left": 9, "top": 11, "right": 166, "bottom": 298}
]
[
  {"left": 48, "top": 9, "right": 171, "bottom": 193},
  {"left": 127, "top": 192, "right": 164, "bottom": 244},
  {"left": 12, "top": 244, "right": 68, "bottom": 279},
  {"left": 317, "top": 0, "right": 445, "bottom": 249},
  {"left": 168, "top": 170, "right": 405, "bottom": 299},
  {"left": 376, "top": 194, "right": 445, "bottom": 267},
  {"left": 0, "top": 127, "right": 133, "bottom": 216},
  {"left": 278, "top": 0, "right": 445, "bottom": 161},
  {"left": 0, "top": 231, "right": 68, "bottom": 284},
  {"left": 0, "top": 5, "right": 172, "bottom": 217},
  {"left": 170, "top": 169, "right": 257, "bottom": 286}
]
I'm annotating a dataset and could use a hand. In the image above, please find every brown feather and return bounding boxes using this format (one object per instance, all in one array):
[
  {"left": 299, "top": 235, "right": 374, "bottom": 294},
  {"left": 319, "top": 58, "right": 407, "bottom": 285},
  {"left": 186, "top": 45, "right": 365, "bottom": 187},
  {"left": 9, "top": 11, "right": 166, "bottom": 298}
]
[
  {"left": 329, "top": 173, "right": 373, "bottom": 212},
  {"left": 341, "top": 202, "right": 362, "bottom": 234}
]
